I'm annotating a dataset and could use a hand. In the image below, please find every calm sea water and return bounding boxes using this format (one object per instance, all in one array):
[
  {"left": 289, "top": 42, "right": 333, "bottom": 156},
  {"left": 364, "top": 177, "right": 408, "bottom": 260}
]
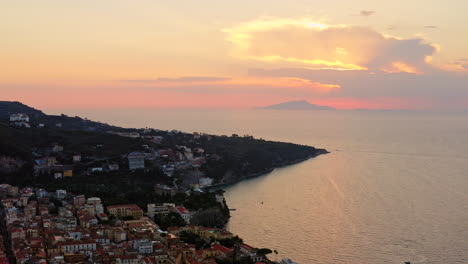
[{"left": 50, "top": 109, "right": 468, "bottom": 264}]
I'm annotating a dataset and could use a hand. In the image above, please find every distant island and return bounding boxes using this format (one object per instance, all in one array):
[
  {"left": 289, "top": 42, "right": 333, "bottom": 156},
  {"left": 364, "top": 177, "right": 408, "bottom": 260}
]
[{"left": 257, "top": 100, "right": 335, "bottom": 110}]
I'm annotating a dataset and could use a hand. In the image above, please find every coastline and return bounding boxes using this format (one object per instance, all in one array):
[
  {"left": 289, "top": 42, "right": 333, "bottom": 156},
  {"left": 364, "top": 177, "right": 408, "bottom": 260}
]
[{"left": 206, "top": 148, "right": 329, "bottom": 191}]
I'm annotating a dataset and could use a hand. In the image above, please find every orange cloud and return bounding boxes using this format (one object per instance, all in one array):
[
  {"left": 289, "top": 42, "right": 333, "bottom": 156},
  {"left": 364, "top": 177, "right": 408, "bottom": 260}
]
[
  {"left": 381, "top": 62, "right": 421, "bottom": 74},
  {"left": 223, "top": 17, "right": 438, "bottom": 73},
  {"left": 311, "top": 97, "right": 431, "bottom": 110},
  {"left": 119, "top": 76, "right": 340, "bottom": 93}
]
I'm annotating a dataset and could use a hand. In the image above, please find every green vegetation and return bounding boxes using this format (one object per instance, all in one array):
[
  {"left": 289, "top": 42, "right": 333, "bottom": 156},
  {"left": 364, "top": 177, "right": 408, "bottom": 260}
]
[
  {"left": 154, "top": 213, "right": 187, "bottom": 230},
  {"left": 179, "top": 231, "right": 206, "bottom": 249},
  {"left": 218, "top": 236, "right": 243, "bottom": 248},
  {"left": 0, "top": 102, "right": 327, "bottom": 229},
  {"left": 200, "top": 135, "right": 325, "bottom": 183},
  {"left": 256, "top": 248, "right": 273, "bottom": 256}
]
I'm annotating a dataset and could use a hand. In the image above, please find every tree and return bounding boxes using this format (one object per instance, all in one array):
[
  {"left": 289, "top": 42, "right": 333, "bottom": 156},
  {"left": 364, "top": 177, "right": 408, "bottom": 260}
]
[{"left": 256, "top": 248, "right": 272, "bottom": 256}]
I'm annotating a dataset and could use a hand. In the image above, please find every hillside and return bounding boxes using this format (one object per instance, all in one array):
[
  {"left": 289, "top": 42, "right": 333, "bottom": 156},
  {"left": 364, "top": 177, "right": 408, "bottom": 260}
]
[
  {"left": 0, "top": 101, "right": 124, "bottom": 132},
  {"left": 0, "top": 102, "right": 328, "bottom": 215},
  {"left": 0, "top": 101, "right": 45, "bottom": 120}
]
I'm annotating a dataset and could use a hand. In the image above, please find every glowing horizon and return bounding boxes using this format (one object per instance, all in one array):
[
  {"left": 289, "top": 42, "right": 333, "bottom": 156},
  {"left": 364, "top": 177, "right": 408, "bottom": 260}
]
[{"left": 2, "top": 1, "right": 468, "bottom": 110}]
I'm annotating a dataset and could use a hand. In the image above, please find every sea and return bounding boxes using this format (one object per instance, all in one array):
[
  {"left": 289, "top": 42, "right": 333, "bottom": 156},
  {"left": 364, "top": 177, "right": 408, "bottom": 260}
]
[{"left": 49, "top": 108, "right": 468, "bottom": 264}]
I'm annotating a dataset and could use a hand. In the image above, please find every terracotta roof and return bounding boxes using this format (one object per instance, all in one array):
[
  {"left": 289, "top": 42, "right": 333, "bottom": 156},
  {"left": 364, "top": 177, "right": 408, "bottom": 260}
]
[
  {"left": 176, "top": 206, "right": 189, "bottom": 214},
  {"left": 212, "top": 244, "right": 231, "bottom": 253},
  {"left": 241, "top": 244, "right": 255, "bottom": 251},
  {"left": 107, "top": 204, "right": 142, "bottom": 211},
  {"left": 167, "top": 226, "right": 180, "bottom": 232},
  {"left": 59, "top": 239, "right": 96, "bottom": 246}
]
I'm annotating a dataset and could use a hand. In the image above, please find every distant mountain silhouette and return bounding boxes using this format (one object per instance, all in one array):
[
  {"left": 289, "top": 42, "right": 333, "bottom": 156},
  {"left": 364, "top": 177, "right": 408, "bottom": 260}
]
[{"left": 258, "top": 100, "right": 335, "bottom": 110}]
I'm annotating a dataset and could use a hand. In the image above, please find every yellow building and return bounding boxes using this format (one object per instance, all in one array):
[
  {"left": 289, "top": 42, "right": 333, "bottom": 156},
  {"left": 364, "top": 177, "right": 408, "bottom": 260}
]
[
  {"left": 64, "top": 169, "right": 73, "bottom": 177},
  {"left": 107, "top": 204, "right": 144, "bottom": 219}
]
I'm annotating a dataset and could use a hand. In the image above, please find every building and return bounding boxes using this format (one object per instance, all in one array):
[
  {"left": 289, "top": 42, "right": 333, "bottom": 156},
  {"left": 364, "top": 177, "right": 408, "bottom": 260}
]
[
  {"left": 134, "top": 239, "right": 153, "bottom": 254},
  {"left": 35, "top": 189, "right": 48, "bottom": 198},
  {"left": 198, "top": 177, "right": 214, "bottom": 187},
  {"left": 109, "top": 131, "right": 140, "bottom": 138},
  {"left": 9, "top": 113, "right": 29, "bottom": 122},
  {"left": 175, "top": 206, "right": 191, "bottom": 224},
  {"left": 72, "top": 155, "right": 82, "bottom": 162},
  {"left": 107, "top": 204, "right": 144, "bottom": 219},
  {"left": 154, "top": 184, "right": 177, "bottom": 197},
  {"left": 73, "top": 195, "right": 86, "bottom": 207},
  {"left": 147, "top": 204, "right": 171, "bottom": 220},
  {"left": 52, "top": 145, "right": 64, "bottom": 152},
  {"left": 13, "top": 121, "right": 30, "bottom": 128},
  {"left": 108, "top": 164, "right": 120, "bottom": 171},
  {"left": 56, "top": 190, "right": 67, "bottom": 200},
  {"left": 59, "top": 240, "right": 96, "bottom": 253},
  {"left": 87, "top": 197, "right": 104, "bottom": 215},
  {"left": 54, "top": 172, "right": 63, "bottom": 179},
  {"left": 91, "top": 167, "right": 103, "bottom": 173},
  {"left": 87, "top": 197, "right": 102, "bottom": 205},
  {"left": 128, "top": 152, "right": 146, "bottom": 170},
  {"left": 63, "top": 253, "right": 85, "bottom": 263},
  {"left": 63, "top": 168, "right": 73, "bottom": 177}
]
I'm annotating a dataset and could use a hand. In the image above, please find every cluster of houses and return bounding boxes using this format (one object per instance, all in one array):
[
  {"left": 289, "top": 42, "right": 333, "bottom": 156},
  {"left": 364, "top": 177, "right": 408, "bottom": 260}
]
[
  {"left": 0, "top": 184, "right": 270, "bottom": 264},
  {"left": 7, "top": 113, "right": 216, "bottom": 191},
  {"left": 9, "top": 113, "right": 33, "bottom": 128},
  {"left": 30, "top": 134, "right": 211, "bottom": 190},
  {"left": 33, "top": 145, "right": 74, "bottom": 179},
  {"left": 129, "top": 146, "right": 207, "bottom": 178},
  {"left": 8, "top": 113, "right": 53, "bottom": 129}
]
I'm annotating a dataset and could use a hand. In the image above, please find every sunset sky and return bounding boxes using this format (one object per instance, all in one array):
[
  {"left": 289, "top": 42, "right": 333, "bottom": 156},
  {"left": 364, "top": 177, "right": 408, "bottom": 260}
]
[{"left": 2, "top": 0, "right": 468, "bottom": 110}]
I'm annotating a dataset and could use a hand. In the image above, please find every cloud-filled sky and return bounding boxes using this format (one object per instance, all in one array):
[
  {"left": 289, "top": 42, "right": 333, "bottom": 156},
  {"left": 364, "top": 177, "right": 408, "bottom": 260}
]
[{"left": 1, "top": 0, "right": 468, "bottom": 110}]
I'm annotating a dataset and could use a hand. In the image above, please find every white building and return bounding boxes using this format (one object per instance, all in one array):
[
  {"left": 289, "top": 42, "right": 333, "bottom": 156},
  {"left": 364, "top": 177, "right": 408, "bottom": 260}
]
[
  {"left": 52, "top": 145, "right": 64, "bottom": 152},
  {"left": 87, "top": 197, "right": 104, "bottom": 214},
  {"left": 73, "top": 155, "right": 82, "bottom": 162},
  {"left": 128, "top": 152, "right": 145, "bottom": 170},
  {"left": 60, "top": 240, "right": 96, "bottom": 254},
  {"left": 95, "top": 204, "right": 104, "bottom": 214},
  {"left": 56, "top": 189, "right": 67, "bottom": 199},
  {"left": 91, "top": 167, "right": 103, "bottom": 172},
  {"left": 175, "top": 206, "right": 191, "bottom": 224},
  {"left": 134, "top": 239, "right": 153, "bottom": 254},
  {"left": 9, "top": 113, "right": 29, "bottom": 122},
  {"left": 35, "top": 189, "right": 48, "bottom": 198},
  {"left": 87, "top": 197, "right": 102, "bottom": 205},
  {"left": 108, "top": 164, "right": 119, "bottom": 171},
  {"left": 13, "top": 122, "right": 31, "bottom": 128},
  {"left": 184, "top": 150, "right": 194, "bottom": 160},
  {"left": 147, "top": 204, "right": 170, "bottom": 220},
  {"left": 199, "top": 177, "right": 214, "bottom": 187}
]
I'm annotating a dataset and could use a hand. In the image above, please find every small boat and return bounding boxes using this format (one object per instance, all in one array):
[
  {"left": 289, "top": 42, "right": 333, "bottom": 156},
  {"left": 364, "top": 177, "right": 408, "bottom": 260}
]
[{"left": 229, "top": 208, "right": 237, "bottom": 211}]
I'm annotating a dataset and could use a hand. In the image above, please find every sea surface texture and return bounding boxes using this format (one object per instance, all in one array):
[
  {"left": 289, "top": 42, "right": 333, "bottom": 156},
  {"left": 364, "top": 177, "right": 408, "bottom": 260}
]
[{"left": 52, "top": 109, "right": 468, "bottom": 264}]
